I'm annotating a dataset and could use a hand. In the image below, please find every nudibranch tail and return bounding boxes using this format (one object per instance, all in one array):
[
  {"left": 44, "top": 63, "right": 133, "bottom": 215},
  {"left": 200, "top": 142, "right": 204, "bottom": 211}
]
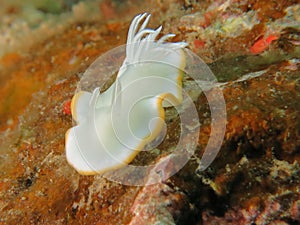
[{"left": 65, "top": 13, "right": 188, "bottom": 174}]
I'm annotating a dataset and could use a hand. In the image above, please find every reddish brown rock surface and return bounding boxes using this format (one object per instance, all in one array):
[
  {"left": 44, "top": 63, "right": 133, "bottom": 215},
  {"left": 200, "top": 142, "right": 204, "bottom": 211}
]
[{"left": 0, "top": 0, "right": 299, "bottom": 224}]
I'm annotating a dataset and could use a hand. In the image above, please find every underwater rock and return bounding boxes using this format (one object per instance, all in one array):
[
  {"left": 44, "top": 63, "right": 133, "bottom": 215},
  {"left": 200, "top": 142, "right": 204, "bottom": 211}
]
[{"left": 0, "top": 0, "right": 299, "bottom": 224}]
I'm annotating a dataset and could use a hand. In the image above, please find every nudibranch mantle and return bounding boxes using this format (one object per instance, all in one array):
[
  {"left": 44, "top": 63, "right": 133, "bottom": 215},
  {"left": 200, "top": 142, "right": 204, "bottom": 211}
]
[{"left": 65, "top": 13, "right": 188, "bottom": 175}]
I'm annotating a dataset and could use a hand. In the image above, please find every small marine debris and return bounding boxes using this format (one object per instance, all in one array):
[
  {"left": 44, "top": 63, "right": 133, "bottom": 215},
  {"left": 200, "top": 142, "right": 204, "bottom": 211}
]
[{"left": 250, "top": 35, "right": 279, "bottom": 54}]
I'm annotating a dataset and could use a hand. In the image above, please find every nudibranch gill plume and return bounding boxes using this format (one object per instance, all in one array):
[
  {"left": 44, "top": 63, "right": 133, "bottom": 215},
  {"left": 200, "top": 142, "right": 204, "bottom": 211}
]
[{"left": 65, "top": 13, "right": 188, "bottom": 174}]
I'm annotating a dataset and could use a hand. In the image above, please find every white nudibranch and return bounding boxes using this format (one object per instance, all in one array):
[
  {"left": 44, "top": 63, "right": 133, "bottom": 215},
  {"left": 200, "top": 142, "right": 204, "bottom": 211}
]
[{"left": 65, "top": 13, "right": 188, "bottom": 174}]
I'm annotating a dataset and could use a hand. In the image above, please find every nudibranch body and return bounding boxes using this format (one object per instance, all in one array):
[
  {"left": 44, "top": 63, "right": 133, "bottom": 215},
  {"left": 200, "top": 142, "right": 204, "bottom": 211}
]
[{"left": 65, "top": 13, "right": 188, "bottom": 174}]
